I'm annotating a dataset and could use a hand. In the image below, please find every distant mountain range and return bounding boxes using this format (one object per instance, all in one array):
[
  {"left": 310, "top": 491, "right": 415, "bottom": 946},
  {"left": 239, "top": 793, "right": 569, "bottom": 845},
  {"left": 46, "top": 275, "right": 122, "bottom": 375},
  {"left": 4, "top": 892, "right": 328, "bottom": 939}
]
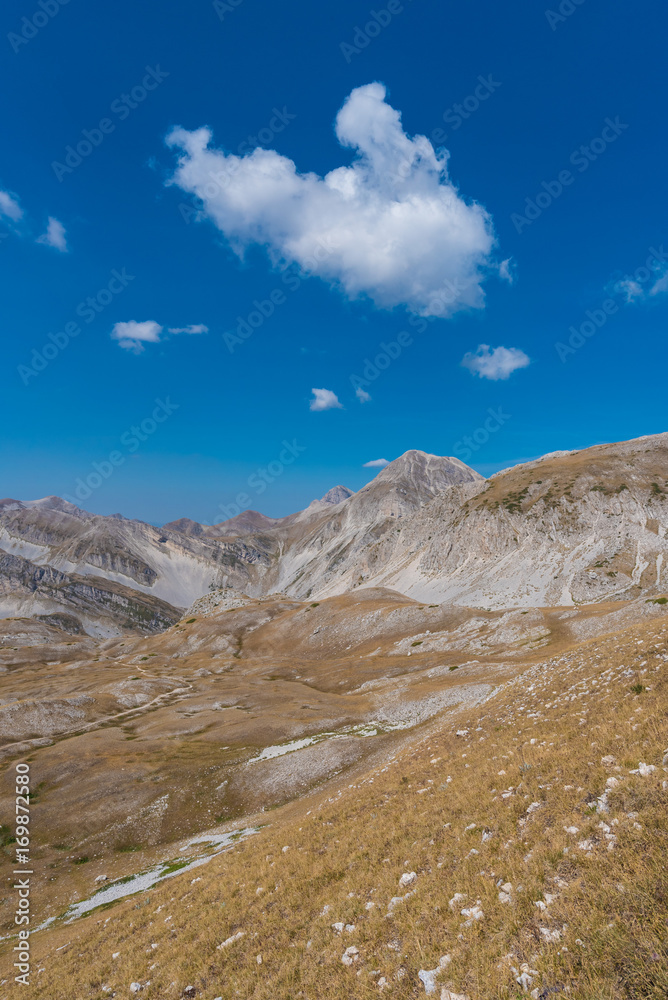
[{"left": 1, "top": 435, "right": 667, "bottom": 635}]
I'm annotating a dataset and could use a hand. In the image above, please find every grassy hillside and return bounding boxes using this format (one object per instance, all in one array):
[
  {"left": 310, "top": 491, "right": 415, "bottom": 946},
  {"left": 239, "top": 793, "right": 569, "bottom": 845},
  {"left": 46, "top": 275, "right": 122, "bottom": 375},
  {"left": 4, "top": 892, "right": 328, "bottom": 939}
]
[{"left": 20, "top": 611, "right": 668, "bottom": 1000}]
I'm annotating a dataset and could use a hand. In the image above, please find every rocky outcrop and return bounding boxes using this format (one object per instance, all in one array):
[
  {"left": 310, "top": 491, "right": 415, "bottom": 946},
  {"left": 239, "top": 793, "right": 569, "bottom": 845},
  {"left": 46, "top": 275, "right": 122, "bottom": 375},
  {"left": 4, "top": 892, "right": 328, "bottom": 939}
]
[{"left": 1, "top": 435, "right": 667, "bottom": 631}]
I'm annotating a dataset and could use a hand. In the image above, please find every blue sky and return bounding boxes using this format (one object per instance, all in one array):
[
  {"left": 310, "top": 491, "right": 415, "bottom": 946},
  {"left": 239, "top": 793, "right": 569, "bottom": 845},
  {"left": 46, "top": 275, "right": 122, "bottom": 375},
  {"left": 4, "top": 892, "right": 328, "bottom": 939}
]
[{"left": 2, "top": 0, "right": 666, "bottom": 523}]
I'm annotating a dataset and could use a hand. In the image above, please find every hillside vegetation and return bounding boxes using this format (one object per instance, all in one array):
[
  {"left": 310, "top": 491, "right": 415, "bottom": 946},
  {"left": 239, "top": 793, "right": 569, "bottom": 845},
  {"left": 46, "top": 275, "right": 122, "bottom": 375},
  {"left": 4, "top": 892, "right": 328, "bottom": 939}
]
[{"left": 22, "top": 610, "right": 668, "bottom": 999}]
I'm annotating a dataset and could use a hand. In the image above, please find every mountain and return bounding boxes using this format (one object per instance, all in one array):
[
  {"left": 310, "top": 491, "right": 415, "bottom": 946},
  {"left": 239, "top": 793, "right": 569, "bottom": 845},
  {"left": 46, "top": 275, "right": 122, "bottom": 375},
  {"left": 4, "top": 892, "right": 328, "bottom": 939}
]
[
  {"left": 5, "top": 562, "right": 668, "bottom": 998},
  {"left": 0, "top": 499, "right": 246, "bottom": 634},
  {"left": 162, "top": 510, "right": 282, "bottom": 538},
  {"left": 1, "top": 436, "right": 667, "bottom": 634},
  {"left": 2, "top": 440, "right": 668, "bottom": 997},
  {"left": 320, "top": 484, "right": 354, "bottom": 505}
]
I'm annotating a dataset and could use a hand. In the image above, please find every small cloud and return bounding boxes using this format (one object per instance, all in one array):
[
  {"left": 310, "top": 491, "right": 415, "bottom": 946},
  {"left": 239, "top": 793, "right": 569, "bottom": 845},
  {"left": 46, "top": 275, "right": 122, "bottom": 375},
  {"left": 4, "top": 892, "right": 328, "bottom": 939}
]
[
  {"left": 36, "top": 216, "right": 68, "bottom": 252},
  {"left": 309, "top": 388, "right": 343, "bottom": 412},
  {"left": 355, "top": 386, "right": 371, "bottom": 403},
  {"left": 167, "top": 324, "right": 209, "bottom": 334},
  {"left": 616, "top": 277, "right": 644, "bottom": 303},
  {"left": 111, "top": 320, "right": 163, "bottom": 354},
  {"left": 649, "top": 269, "right": 668, "bottom": 297},
  {"left": 461, "top": 344, "right": 530, "bottom": 381},
  {"left": 499, "top": 258, "right": 516, "bottom": 284},
  {"left": 363, "top": 458, "right": 389, "bottom": 468},
  {"left": 615, "top": 258, "right": 668, "bottom": 303},
  {"left": 0, "top": 189, "right": 23, "bottom": 223}
]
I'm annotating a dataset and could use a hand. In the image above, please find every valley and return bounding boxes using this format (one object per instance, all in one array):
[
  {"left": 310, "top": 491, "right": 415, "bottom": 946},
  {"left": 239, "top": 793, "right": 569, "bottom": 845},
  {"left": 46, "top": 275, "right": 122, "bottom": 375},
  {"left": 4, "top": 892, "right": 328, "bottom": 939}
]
[{"left": 1, "top": 432, "right": 667, "bottom": 998}]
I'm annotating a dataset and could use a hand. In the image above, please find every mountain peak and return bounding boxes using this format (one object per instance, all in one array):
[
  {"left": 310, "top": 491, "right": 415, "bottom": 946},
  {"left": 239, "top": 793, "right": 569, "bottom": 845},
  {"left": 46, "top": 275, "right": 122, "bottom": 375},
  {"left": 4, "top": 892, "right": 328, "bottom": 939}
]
[
  {"left": 320, "top": 485, "right": 354, "bottom": 505},
  {"left": 374, "top": 450, "right": 484, "bottom": 490}
]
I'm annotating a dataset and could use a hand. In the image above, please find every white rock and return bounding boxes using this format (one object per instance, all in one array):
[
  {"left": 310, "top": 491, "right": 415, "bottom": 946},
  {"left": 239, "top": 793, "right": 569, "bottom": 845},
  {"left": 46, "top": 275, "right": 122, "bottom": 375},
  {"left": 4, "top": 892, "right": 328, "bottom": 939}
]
[
  {"left": 399, "top": 871, "right": 417, "bottom": 888},
  {"left": 345, "top": 923, "right": 356, "bottom": 933},
  {"left": 564, "top": 826, "right": 579, "bottom": 835},
  {"left": 418, "top": 955, "right": 451, "bottom": 994},
  {"left": 418, "top": 968, "right": 440, "bottom": 994},
  {"left": 130, "top": 985, "right": 142, "bottom": 995},
  {"left": 95, "top": 874, "right": 108, "bottom": 883},
  {"left": 539, "top": 926, "right": 561, "bottom": 943},
  {"left": 629, "top": 762, "right": 655, "bottom": 775},
  {"left": 332, "top": 922, "right": 345, "bottom": 933},
  {"left": 526, "top": 801, "right": 541, "bottom": 814},
  {"left": 256, "top": 954, "right": 262, "bottom": 965},
  {"left": 448, "top": 892, "right": 466, "bottom": 910},
  {"left": 460, "top": 901, "right": 484, "bottom": 923},
  {"left": 341, "top": 945, "right": 359, "bottom": 966},
  {"left": 217, "top": 930, "right": 245, "bottom": 949}
]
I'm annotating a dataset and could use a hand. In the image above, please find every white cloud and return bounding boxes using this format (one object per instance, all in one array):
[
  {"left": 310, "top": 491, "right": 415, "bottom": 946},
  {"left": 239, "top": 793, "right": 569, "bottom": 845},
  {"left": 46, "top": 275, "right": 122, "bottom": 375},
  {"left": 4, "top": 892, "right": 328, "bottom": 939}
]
[
  {"left": 461, "top": 344, "right": 530, "bottom": 380},
  {"left": 111, "top": 321, "right": 209, "bottom": 352},
  {"left": 499, "top": 257, "right": 516, "bottom": 284},
  {"left": 166, "top": 83, "right": 497, "bottom": 318},
  {"left": 309, "top": 388, "right": 343, "bottom": 412},
  {"left": 355, "top": 386, "right": 372, "bottom": 403},
  {"left": 0, "top": 189, "right": 22, "bottom": 222},
  {"left": 167, "top": 324, "right": 209, "bottom": 334},
  {"left": 617, "top": 278, "right": 644, "bottom": 303},
  {"left": 615, "top": 258, "right": 668, "bottom": 303},
  {"left": 36, "top": 216, "right": 68, "bottom": 252},
  {"left": 363, "top": 458, "right": 390, "bottom": 468},
  {"left": 111, "top": 320, "right": 163, "bottom": 354},
  {"left": 650, "top": 270, "right": 668, "bottom": 297}
]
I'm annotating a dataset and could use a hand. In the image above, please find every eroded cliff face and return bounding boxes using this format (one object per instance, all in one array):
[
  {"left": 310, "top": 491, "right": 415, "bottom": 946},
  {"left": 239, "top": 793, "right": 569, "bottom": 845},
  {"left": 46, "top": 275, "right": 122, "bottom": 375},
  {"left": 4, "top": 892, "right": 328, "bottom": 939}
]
[
  {"left": 1, "top": 434, "right": 667, "bottom": 632},
  {"left": 292, "top": 434, "right": 668, "bottom": 607}
]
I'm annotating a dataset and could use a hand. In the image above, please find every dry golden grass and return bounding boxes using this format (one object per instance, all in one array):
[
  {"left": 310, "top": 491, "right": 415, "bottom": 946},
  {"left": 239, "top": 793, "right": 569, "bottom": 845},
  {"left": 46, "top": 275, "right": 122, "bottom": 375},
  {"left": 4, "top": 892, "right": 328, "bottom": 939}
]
[{"left": 11, "top": 614, "right": 668, "bottom": 1000}]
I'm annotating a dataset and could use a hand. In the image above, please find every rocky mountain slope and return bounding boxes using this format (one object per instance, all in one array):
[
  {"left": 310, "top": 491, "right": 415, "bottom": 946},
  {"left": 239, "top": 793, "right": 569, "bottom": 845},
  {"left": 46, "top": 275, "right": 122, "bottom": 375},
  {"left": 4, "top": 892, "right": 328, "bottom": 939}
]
[
  {"left": 1, "top": 434, "right": 667, "bottom": 634},
  {"left": 6, "top": 592, "right": 668, "bottom": 999}
]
